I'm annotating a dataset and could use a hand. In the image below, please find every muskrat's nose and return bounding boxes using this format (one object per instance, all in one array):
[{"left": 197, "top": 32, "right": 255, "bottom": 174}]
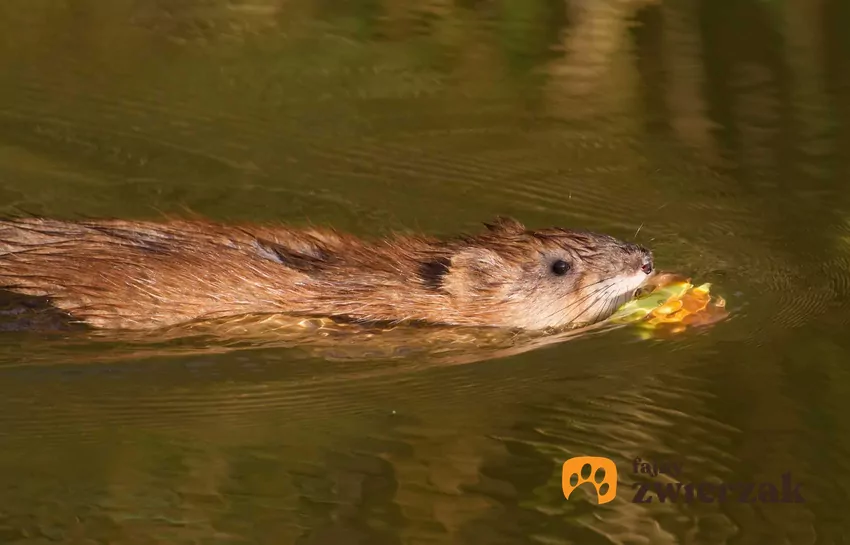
[
  {"left": 640, "top": 252, "right": 653, "bottom": 275},
  {"left": 621, "top": 242, "right": 653, "bottom": 275}
]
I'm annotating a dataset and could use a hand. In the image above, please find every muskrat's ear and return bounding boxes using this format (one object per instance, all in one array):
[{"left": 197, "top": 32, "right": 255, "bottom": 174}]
[{"left": 483, "top": 216, "right": 525, "bottom": 234}]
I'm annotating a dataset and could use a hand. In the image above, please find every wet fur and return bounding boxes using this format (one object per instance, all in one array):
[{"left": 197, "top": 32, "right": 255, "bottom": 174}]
[{"left": 0, "top": 216, "right": 652, "bottom": 331}]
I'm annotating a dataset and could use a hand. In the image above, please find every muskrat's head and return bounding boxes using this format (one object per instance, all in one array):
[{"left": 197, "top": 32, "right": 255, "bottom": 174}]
[{"left": 436, "top": 217, "right": 654, "bottom": 330}]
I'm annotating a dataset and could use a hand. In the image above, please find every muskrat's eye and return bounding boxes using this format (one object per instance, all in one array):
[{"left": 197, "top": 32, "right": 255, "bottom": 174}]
[{"left": 551, "top": 259, "right": 570, "bottom": 276}]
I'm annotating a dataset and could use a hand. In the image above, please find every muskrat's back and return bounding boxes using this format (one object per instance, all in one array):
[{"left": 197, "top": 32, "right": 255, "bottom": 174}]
[{"left": 0, "top": 216, "right": 654, "bottom": 331}]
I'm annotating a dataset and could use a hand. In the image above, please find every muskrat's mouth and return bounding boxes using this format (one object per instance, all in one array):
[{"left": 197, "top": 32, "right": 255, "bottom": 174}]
[
  {"left": 573, "top": 273, "right": 652, "bottom": 327},
  {"left": 634, "top": 286, "right": 652, "bottom": 298}
]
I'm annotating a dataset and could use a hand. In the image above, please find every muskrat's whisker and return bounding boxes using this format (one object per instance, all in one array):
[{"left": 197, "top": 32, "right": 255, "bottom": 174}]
[
  {"left": 567, "top": 283, "right": 615, "bottom": 321},
  {"left": 543, "top": 280, "right": 609, "bottom": 320},
  {"left": 539, "top": 279, "right": 615, "bottom": 326},
  {"left": 554, "top": 275, "right": 613, "bottom": 304},
  {"left": 528, "top": 274, "right": 613, "bottom": 325},
  {"left": 571, "top": 284, "right": 617, "bottom": 325},
  {"left": 572, "top": 275, "right": 637, "bottom": 325},
  {"left": 599, "top": 290, "right": 621, "bottom": 323},
  {"left": 569, "top": 281, "right": 616, "bottom": 316},
  {"left": 546, "top": 277, "right": 607, "bottom": 314},
  {"left": 599, "top": 287, "right": 625, "bottom": 319}
]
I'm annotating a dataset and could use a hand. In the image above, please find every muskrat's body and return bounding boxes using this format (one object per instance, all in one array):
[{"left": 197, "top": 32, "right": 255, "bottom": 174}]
[{"left": 0, "top": 216, "right": 653, "bottom": 331}]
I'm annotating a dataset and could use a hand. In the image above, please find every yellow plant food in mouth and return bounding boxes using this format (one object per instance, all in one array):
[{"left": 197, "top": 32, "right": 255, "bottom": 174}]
[{"left": 609, "top": 275, "right": 729, "bottom": 337}]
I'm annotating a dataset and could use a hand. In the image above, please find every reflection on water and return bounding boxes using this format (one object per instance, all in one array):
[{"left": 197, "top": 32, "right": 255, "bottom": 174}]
[{"left": 1, "top": 0, "right": 850, "bottom": 543}]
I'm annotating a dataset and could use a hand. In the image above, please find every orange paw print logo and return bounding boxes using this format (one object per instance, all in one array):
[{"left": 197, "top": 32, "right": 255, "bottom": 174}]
[{"left": 562, "top": 456, "right": 618, "bottom": 504}]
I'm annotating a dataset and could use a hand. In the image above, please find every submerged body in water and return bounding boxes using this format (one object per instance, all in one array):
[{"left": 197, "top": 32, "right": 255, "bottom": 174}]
[{"left": 0, "top": 216, "right": 653, "bottom": 331}]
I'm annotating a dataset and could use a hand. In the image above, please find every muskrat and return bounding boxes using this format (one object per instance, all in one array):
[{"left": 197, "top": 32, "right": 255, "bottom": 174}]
[{"left": 0, "top": 216, "right": 654, "bottom": 331}]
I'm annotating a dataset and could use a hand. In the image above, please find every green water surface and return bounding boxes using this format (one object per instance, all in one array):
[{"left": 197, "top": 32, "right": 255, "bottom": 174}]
[{"left": 0, "top": 0, "right": 849, "bottom": 543}]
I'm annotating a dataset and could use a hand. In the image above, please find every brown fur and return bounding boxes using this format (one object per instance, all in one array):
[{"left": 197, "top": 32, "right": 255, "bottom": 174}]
[{"left": 0, "top": 216, "right": 653, "bottom": 331}]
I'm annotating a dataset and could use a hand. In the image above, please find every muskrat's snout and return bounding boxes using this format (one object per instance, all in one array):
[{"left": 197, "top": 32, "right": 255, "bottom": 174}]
[
  {"left": 639, "top": 247, "right": 653, "bottom": 276},
  {"left": 614, "top": 243, "right": 654, "bottom": 300},
  {"left": 620, "top": 242, "right": 654, "bottom": 277}
]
